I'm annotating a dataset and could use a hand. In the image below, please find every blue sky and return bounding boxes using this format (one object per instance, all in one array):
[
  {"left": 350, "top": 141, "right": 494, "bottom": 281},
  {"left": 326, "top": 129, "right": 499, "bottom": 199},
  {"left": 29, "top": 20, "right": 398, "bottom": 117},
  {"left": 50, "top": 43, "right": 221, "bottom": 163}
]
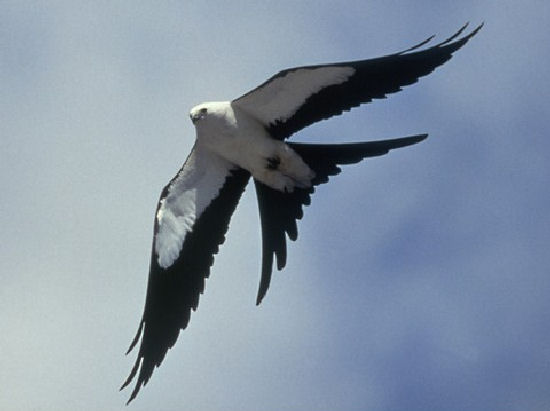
[{"left": 1, "top": 1, "right": 549, "bottom": 410}]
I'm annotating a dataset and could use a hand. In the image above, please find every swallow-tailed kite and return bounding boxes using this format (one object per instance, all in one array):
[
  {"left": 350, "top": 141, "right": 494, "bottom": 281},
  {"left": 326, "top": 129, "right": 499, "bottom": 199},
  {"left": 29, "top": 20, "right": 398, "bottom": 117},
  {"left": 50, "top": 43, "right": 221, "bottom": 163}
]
[{"left": 121, "top": 23, "right": 482, "bottom": 403}]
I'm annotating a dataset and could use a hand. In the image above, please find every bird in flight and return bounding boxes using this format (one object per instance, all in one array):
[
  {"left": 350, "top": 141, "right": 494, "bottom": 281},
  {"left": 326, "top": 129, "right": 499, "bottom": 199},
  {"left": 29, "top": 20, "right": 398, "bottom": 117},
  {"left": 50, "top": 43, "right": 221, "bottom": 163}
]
[{"left": 121, "top": 23, "right": 482, "bottom": 403}]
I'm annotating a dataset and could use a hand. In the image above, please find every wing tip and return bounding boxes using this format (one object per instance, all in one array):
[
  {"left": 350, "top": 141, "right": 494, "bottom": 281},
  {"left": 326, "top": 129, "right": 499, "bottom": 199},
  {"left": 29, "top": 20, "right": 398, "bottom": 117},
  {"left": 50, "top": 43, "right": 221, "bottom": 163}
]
[
  {"left": 121, "top": 356, "right": 158, "bottom": 405},
  {"left": 411, "top": 133, "right": 429, "bottom": 144},
  {"left": 125, "top": 385, "right": 140, "bottom": 406},
  {"left": 392, "top": 133, "right": 429, "bottom": 150},
  {"left": 458, "top": 21, "right": 484, "bottom": 44},
  {"left": 445, "top": 21, "right": 484, "bottom": 49},
  {"left": 120, "top": 356, "right": 142, "bottom": 400},
  {"left": 398, "top": 22, "right": 483, "bottom": 57},
  {"left": 125, "top": 319, "right": 144, "bottom": 355},
  {"left": 396, "top": 34, "right": 436, "bottom": 55}
]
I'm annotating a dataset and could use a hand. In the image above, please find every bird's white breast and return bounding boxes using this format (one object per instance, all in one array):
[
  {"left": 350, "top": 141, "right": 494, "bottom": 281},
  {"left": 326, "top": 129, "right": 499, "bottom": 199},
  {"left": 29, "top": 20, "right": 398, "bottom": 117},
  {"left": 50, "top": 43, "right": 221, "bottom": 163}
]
[{"left": 193, "top": 102, "right": 278, "bottom": 172}]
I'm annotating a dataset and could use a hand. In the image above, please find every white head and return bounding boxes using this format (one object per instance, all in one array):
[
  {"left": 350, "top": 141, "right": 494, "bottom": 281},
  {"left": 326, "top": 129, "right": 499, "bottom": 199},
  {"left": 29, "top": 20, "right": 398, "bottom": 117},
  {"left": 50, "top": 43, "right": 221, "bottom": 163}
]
[{"left": 189, "top": 101, "right": 234, "bottom": 128}]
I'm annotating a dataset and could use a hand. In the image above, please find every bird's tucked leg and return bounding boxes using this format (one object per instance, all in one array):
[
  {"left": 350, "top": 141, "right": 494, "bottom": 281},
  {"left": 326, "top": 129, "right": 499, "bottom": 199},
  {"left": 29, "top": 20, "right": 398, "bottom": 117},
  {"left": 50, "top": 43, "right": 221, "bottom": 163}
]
[
  {"left": 266, "top": 156, "right": 280, "bottom": 170},
  {"left": 254, "top": 142, "right": 315, "bottom": 193}
]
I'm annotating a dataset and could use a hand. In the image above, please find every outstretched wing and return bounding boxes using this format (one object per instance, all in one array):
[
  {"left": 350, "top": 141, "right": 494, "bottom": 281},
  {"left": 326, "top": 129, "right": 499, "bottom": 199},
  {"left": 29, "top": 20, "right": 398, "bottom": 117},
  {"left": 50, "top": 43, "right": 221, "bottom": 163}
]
[
  {"left": 253, "top": 134, "right": 427, "bottom": 304},
  {"left": 233, "top": 23, "right": 482, "bottom": 140},
  {"left": 121, "top": 144, "right": 250, "bottom": 404}
]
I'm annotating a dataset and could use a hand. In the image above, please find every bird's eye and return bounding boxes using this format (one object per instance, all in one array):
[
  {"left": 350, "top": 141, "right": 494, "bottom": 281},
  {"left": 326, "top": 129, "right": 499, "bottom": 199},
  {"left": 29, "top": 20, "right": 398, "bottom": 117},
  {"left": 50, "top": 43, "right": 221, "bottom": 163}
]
[{"left": 200, "top": 108, "right": 207, "bottom": 114}]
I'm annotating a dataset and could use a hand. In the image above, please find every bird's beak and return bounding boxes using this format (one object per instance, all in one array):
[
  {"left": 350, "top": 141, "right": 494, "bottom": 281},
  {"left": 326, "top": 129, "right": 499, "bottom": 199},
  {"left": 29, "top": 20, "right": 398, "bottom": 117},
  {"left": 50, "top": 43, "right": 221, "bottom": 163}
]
[{"left": 190, "top": 111, "right": 207, "bottom": 124}]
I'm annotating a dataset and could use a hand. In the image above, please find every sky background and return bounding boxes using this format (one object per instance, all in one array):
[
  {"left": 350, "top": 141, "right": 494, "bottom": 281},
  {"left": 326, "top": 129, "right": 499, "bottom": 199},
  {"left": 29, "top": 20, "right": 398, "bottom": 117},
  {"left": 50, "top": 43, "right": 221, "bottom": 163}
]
[{"left": 2, "top": 1, "right": 549, "bottom": 410}]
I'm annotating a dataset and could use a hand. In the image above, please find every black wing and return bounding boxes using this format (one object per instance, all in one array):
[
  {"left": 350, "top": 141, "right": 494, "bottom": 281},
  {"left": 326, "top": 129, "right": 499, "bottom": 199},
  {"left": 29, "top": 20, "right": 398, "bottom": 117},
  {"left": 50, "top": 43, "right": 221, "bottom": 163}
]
[
  {"left": 254, "top": 134, "right": 427, "bottom": 304},
  {"left": 121, "top": 165, "right": 250, "bottom": 404},
  {"left": 234, "top": 23, "right": 482, "bottom": 140}
]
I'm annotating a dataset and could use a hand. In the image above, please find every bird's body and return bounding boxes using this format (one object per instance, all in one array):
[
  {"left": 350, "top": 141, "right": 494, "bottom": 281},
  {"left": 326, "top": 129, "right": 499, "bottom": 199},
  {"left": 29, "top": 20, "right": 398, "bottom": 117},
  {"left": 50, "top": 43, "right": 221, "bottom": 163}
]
[
  {"left": 122, "top": 23, "right": 483, "bottom": 404},
  {"left": 191, "top": 101, "right": 316, "bottom": 193}
]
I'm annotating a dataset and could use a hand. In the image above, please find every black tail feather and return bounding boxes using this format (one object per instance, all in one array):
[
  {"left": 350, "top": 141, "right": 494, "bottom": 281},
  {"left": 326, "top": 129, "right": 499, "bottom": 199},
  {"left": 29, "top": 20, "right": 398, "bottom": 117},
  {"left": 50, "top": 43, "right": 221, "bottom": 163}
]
[{"left": 254, "top": 133, "right": 428, "bottom": 304}]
